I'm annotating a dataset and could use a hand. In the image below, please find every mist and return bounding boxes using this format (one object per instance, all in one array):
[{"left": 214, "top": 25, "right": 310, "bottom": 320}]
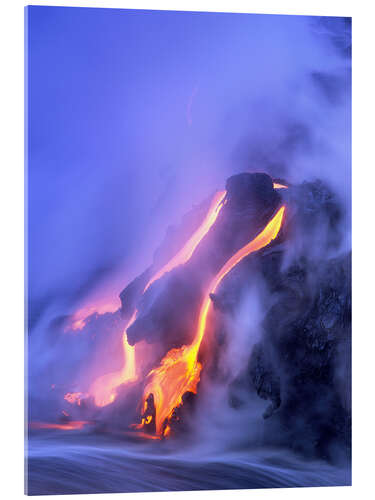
[
  {"left": 26, "top": 7, "right": 351, "bottom": 494},
  {"left": 28, "top": 8, "right": 351, "bottom": 325}
]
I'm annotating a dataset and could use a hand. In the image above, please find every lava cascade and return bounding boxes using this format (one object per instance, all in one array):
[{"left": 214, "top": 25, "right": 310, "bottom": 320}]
[
  {"left": 139, "top": 205, "right": 286, "bottom": 435},
  {"left": 86, "top": 190, "right": 227, "bottom": 407}
]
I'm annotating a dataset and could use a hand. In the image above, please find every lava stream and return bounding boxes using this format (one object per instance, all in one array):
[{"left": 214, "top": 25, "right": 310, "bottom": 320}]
[
  {"left": 29, "top": 421, "right": 90, "bottom": 431},
  {"left": 88, "top": 311, "right": 138, "bottom": 406},
  {"left": 68, "top": 297, "right": 121, "bottom": 331},
  {"left": 143, "top": 190, "right": 227, "bottom": 292},
  {"left": 87, "top": 190, "right": 227, "bottom": 407},
  {"left": 140, "top": 205, "right": 286, "bottom": 435}
]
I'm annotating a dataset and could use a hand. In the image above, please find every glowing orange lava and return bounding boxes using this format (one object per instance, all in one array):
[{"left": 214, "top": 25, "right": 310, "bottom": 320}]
[
  {"left": 143, "top": 190, "right": 227, "bottom": 292},
  {"left": 68, "top": 297, "right": 121, "bottom": 331},
  {"left": 273, "top": 182, "right": 288, "bottom": 189},
  {"left": 88, "top": 310, "right": 138, "bottom": 407},
  {"left": 123, "top": 430, "right": 162, "bottom": 441},
  {"left": 29, "top": 421, "right": 90, "bottom": 431},
  {"left": 140, "top": 205, "right": 286, "bottom": 435},
  {"left": 87, "top": 190, "right": 227, "bottom": 408},
  {"left": 64, "top": 392, "right": 88, "bottom": 406}
]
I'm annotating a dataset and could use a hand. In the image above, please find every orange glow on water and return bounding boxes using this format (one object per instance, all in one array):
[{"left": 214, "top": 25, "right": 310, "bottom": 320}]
[
  {"left": 143, "top": 190, "right": 227, "bottom": 293},
  {"left": 140, "top": 205, "right": 286, "bottom": 435},
  {"left": 123, "top": 430, "right": 162, "bottom": 441},
  {"left": 29, "top": 421, "right": 90, "bottom": 431}
]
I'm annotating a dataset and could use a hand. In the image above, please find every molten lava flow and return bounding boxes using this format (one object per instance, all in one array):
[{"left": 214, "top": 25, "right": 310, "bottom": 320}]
[
  {"left": 143, "top": 190, "right": 227, "bottom": 292},
  {"left": 88, "top": 310, "right": 138, "bottom": 407},
  {"left": 140, "top": 205, "right": 286, "bottom": 435},
  {"left": 64, "top": 392, "right": 88, "bottom": 406},
  {"left": 273, "top": 182, "right": 288, "bottom": 189},
  {"left": 29, "top": 421, "right": 90, "bottom": 431},
  {"left": 87, "top": 190, "right": 227, "bottom": 408},
  {"left": 68, "top": 297, "right": 121, "bottom": 331},
  {"left": 123, "top": 430, "right": 162, "bottom": 440}
]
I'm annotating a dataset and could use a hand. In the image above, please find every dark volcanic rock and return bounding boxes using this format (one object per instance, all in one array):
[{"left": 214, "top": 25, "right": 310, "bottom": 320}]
[
  {"left": 225, "top": 172, "right": 279, "bottom": 212},
  {"left": 126, "top": 267, "right": 202, "bottom": 348},
  {"left": 213, "top": 173, "right": 282, "bottom": 260},
  {"left": 115, "top": 172, "right": 350, "bottom": 463},
  {"left": 121, "top": 172, "right": 283, "bottom": 348},
  {"left": 247, "top": 249, "right": 351, "bottom": 462},
  {"left": 249, "top": 344, "right": 281, "bottom": 419},
  {"left": 119, "top": 267, "right": 152, "bottom": 318},
  {"left": 163, "top": 391, "right": 197, "bottom": 438},
  {"left": 205, "top": 178, "right": 350, "bottom": 462},
  {"left": 285, "top": 179, "right": 343, "bottom": 254}
]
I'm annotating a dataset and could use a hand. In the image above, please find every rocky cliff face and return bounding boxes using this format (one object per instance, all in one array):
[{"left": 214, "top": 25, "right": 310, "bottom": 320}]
[
  {"left": 117, "top": 173, "right": 351, "bottom": 461},
  {"left": 247, "top": 250, "right": 351, "bottom": 461},
  {"left": 120, "top": 172, "right": 282, "bottom": 350}
]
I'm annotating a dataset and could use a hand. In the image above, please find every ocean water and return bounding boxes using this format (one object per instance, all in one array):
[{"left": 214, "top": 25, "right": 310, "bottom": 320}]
[{"left": 26, "top": 429, "right": 351, "bottom": 495}]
